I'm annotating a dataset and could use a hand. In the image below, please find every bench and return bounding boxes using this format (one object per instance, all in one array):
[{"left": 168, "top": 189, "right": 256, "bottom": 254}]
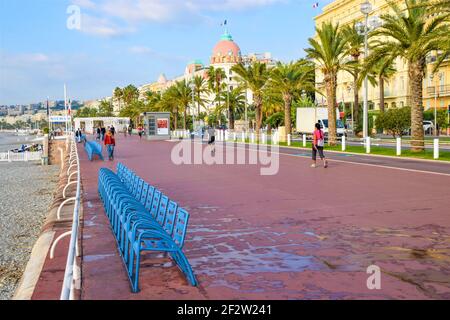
[
  {"left": 85, "top": 140, "right": 104, "bottom": 161},
  {"left": 97, "top": 163, "right": 197, "bottom": 292}
]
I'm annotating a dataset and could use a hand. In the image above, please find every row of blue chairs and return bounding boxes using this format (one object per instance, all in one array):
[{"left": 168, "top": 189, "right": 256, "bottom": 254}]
[
  {"left": 98, "top": 163, "right": 197, "bottom": 292},
  {"left": 85, "top": 140, "right": 104, "bottom": 161}
]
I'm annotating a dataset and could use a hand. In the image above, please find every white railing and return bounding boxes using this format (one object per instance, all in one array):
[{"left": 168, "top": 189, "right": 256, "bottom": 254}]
[
  {"left": 48, "top": 134, "right": 82, "bottom": 300},
  {"left": 0, "top": 151, "right": 42, "bottom": 162}
]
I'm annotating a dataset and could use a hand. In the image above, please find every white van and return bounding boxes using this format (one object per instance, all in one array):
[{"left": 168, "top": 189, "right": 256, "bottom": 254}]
[{"left": 296, "top": 108, "right": 345, "bottom": 137}]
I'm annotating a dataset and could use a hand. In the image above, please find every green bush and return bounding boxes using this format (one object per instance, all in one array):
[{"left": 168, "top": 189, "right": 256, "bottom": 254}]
[{"left": 375, "top": 106, "right": 411, "bottom": 138}]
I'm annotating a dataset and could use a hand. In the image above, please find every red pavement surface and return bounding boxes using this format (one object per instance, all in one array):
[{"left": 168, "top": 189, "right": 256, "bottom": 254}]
[{"left": 79, "top": 135, "right": 450, "bottom": 300}]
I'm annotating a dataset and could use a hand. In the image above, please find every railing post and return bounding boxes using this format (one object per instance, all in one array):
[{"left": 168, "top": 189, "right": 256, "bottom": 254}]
[
  {"left": 251, "top": 132, "right": 255, "bottom": 144},
  {"left": 8, "top": 150, "right": 12, "bottom": 162},
  {"left": 242, "top": 132, "right": 246, "bottom": 143},
  {"left": 434, "top": 138, "right": 439, "bottom": 159},
  {"left": 303, "top": 134, "right": 306, "bottom": 147},
  {"left": 396, "top": 137, "right": 402, "bottom": 156},
  {"left": 288, "top": 134, "right": 291, "bottom": 146},
  {"left": 366, "top": 137, "right": 371, "bottom": 154},
  {"left": 342, "top": 135, "right": 346, "bottom": 151}
]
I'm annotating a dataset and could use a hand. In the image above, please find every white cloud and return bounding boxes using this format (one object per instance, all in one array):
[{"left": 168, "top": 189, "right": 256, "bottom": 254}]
[
  {"left": 79, "top": 13, "right": 134, "bottom": 37},
  {"left": 129, "top": 46, "right": 154, "bottom": 54},
  {"left": 70, "top": 0, "right": 284, "bottom": 36}
]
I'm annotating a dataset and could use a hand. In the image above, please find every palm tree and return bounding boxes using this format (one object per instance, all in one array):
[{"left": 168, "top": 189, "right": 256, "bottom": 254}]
[
  {"left": 218, "top": 87, "right": 246, "bottom": 129},
  {"left": 306, "top": 22, "right": 351, "bottom": 145},
  {"left": 157, "top": 86, "right": 180, "bottom": 129},
  {"left": 122, "top": 85, "right": 139, "bottom": 108},
  {"left": 99, "top": 99, "right": 114, "bottom": 117},
  {"left": 173, "top": 80, "right": 193, "bottom": 130},
  {"left": 145, "top": 91, "right": 161, "bottom": 111},
  {"left": 342, "top": 23, "right": 365, "bottom": 133},
  {"left": 368, "top": 0, "right": 449, "bottom": 151},
  {"left": 231, "top": 62, "right": 269, "bottom": 139},
  {"left": 192, "top": 75, "right": 209, "bottom": 115},
  {"left": 365, "top": 58, "right": 396, "bottom": 113},
  {"left": 207, "top": 66, "right": 227, "bottom": 116},
  {"left": 113, "top": 87, "right": 123, "bottom": 113},
  {"left": 268, "top": 60, "right": 315, "bottom": 140}
]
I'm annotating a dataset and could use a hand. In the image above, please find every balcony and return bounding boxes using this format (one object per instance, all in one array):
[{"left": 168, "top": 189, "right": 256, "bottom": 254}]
[{"left": 426, "top": 84, "right": 450, "bottom": 97}]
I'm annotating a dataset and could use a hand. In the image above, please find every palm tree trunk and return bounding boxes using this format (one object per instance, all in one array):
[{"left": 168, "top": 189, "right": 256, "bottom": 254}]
[
  {"left": 183, "top": 107, "right": 187, "bottom": 130},
  {"left": 254, "top": 95, "right": 263, "bottom": 141},
  {"left": 283, "top": 93, "right": 292, "bottom": 141},
  {"left": 229, "top": 104, "right": 235, "bottom": 130},
  {"left": 379, "top": 76, "right": 385, "bottom": 113},
  {"left": 353, "top": 76, "right": 359, "bottom": 134},
  {"left": 408, "top": 61, "right": 425, "bottom": 152},
  {"left": 325, "top": 73, "right": 338, "bottom": 146},
  {"left": 174, "top": 106, "right": 178, "bottom": 129}
]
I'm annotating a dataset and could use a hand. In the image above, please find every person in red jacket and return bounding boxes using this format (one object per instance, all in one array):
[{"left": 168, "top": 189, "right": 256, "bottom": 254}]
[{"left": 104, "top": 129, "right": 116, "bottom": 161}]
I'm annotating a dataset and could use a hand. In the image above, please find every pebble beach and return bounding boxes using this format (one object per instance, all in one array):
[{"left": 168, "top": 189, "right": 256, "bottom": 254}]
[{"left": 0, "top": 133, "right": 59, "bottom": 300}]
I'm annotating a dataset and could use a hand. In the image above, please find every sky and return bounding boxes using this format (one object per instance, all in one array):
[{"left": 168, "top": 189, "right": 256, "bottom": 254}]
[{"left": 0, "top": 0, "right": 334, "bottom": 105}]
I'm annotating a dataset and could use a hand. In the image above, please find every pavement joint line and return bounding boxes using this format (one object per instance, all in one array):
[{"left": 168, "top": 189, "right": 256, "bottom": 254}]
[
  {"left": 188, "top": 140, "right": 450, "bottom": 177},
  {"left": 177, "top": 138, "right": 450, "bottom": 164}
]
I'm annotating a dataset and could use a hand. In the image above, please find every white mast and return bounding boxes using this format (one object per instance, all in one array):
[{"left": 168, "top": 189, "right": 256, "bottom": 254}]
[{"left": 64, "top": 84, "right": 68, "bottom": 133}]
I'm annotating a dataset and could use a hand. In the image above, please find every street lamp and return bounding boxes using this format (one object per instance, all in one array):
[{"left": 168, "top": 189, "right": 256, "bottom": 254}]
[
  {"left": 356, "top": 1, "right": 382, "bottom": 139},
  {"left": 430, "top": 73, "right": 442, "bottom": 136}
]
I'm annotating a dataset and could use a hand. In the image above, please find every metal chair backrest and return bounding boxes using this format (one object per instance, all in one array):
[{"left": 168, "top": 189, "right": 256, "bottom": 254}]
[
  {"left": 163, "top": 201, "right": 178, "bottom": 236},
  {"left": 156, "top": 195, "right": 169, "bottom": 225},
  {"left": 144, "top": 186, "right": 155, "bottom": 211},
  {"left": 171, "top": 208, "right": 189, "bottom": 248},
  {"left": 133, "top": 178, "right": 144, "bottom": 199},
  {"left": 140, "top": 183, "right": 149, "bottom": 205},
  {"left": 150, "top": 189, "right": 162, "bottom": 219}
]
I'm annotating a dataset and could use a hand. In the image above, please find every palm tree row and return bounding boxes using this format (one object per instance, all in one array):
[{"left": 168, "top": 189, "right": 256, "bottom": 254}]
[{"left": 308, "top": 0, "right": 449, "bottom": 150}]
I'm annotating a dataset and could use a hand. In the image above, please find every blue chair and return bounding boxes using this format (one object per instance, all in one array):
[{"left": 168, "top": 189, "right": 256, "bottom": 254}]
[{"left": 128, "top": 207, "right": 197, "bottom": 292}]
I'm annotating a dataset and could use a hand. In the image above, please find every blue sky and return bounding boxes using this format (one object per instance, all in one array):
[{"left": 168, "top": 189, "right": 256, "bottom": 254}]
[{"left": 0, "top": 0, "right": 333, "bottom": 105}]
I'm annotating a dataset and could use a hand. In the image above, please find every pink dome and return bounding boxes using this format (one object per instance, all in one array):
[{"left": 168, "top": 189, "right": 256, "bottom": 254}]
[{"left": 211, "top": 31, "right": 242, "bottom": 65}]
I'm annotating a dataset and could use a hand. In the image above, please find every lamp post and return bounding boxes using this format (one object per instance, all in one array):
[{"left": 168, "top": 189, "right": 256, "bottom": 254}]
[
  {"left": 347, "top": 85, "right": 354, "bottom": 133},
  {"left": 356, "top": 1, "right": 381, "bottom": 139},
  {"left": 430, "top": 73, "right": 442, "bottom": 136}
]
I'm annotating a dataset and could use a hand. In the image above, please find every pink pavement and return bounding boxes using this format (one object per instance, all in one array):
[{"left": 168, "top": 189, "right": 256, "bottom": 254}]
[{"left": 78, "top": 134, "right": 450, "bottom": 300}]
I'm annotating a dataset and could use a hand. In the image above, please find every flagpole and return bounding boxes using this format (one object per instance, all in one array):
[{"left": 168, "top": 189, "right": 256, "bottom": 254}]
[{"left": 64, "top": 84, "right": 68, "bottom": 134}]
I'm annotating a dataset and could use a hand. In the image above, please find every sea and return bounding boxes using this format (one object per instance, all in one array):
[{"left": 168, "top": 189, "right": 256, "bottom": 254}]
[{"left": 0, "top": 132, "right": 42, "bottom": 152}]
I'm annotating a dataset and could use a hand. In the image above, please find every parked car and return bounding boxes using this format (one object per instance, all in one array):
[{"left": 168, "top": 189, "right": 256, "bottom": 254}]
[{"left": 423, "top": 121, "right": 434, "bottom": 134}]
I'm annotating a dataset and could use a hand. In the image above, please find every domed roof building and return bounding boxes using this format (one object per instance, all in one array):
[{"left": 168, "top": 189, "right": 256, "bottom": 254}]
[{"left": 210, "top": 30, "right": 242, "bottom": 65}]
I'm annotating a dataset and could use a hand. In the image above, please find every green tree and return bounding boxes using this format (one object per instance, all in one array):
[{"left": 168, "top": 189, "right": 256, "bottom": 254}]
[
  {"left": 368, "top": 0, "right": 449, "bottom": 151},
  {"left": 219, "top": 87, "right": 246, "bottom": 129},
  {"left": 192, "top": 75, "right": 209, "bottom": 115},
  {"left": 99, "top": 99, "right": 114, "bottom": 117},
  {"left": 232, "top": 62, "right": 270, "bottom": 139},
  {"left": 207, "top": 66, "right": 227, "bottom": 116},
  {"left": 342, "top": 23, "right": 365, "bottom": 132},
  {"left": 113, "top": 87, "right": 123, "bottom": 113},
  {"left": 173, "top": 80, "right": 193, "bottom": 130},
  {"left": 268, "top": 60, "right": 315, "bottom": 140},
  {"left": 306, "top": 22, "right": 351, "bottom": 145},
  {"left": 375, "top": 106, "right": 411, "bottom": 138}
]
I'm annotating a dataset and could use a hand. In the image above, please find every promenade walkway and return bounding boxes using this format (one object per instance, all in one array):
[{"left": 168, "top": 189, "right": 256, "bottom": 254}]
[{"left": 78, "top": 135, "right": 450, "bottom": 299}]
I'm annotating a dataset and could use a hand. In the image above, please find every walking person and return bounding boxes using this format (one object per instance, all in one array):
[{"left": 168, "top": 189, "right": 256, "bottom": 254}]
[
  {"left": 207, "top": 126, "right": 216, "bottom": 156},
  {"left": 123, "top": 125, "right": 128, "bottom": 138},
  {"left": 104, "top": 128, "right": 116, "bottom": 161},
  {"left": 96, "top": 127, "right": 101, "bottom": 140},
  {"left": 101, "top": 127, "right": 106, "bottom": 141},
  {"left": 138, "top": 125, "right": 144, "bottom": 140},
  {"left": 311, "top": 123, "right": 328, "bottom": 168},
  {"left": 110, "top": 125, "right": 116, "bottom": 136},
  {"left": 128, "top": 125, "right": 132, "bottom": 136}
]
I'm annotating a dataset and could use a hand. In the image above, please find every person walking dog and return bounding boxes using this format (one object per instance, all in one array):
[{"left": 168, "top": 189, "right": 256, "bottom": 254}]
[
  {"left": 104, "top": 129, "right": 116, "bottom": 161},
  {"left": 311, "top": 122, "right": 328, "bottom": 168}
]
